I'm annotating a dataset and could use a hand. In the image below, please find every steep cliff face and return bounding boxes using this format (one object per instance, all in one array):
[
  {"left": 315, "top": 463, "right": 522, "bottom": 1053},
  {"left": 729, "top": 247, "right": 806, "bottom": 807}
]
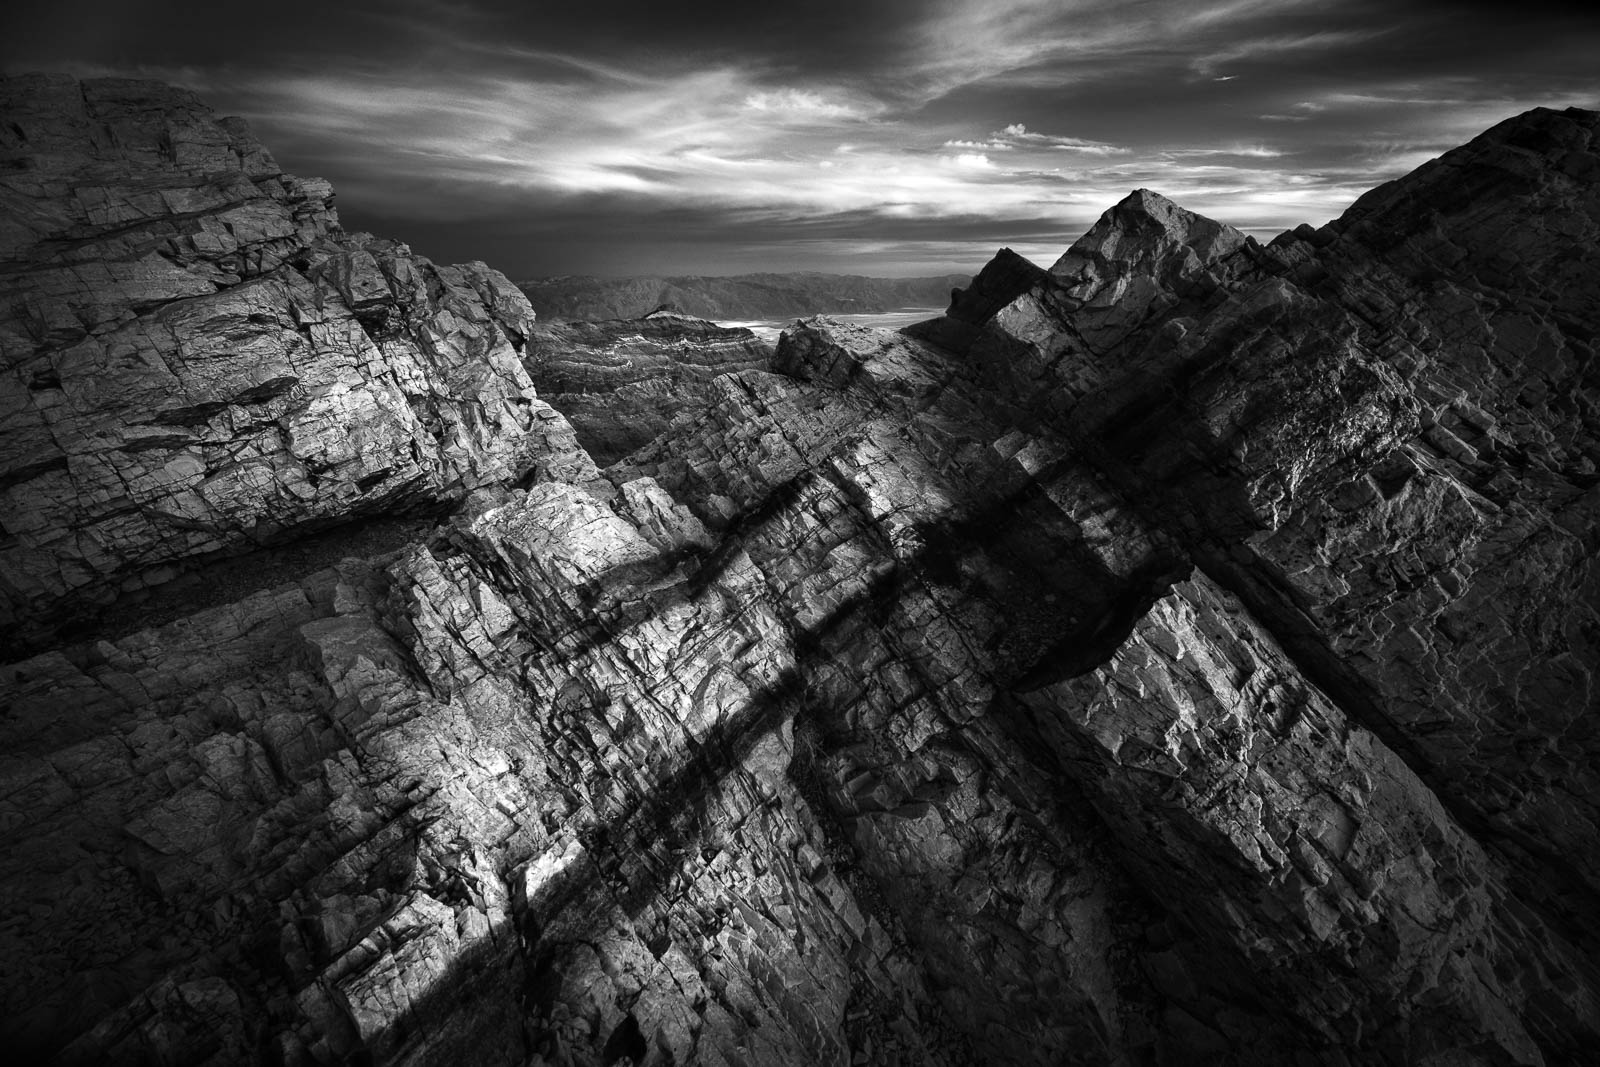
[
  {"left": 3, "top": 76, "right": 1599, "bottom": 1067},
  {"left": 0, "top": 74, "right": 597, "bottom": 650},
  {"left": 526, "top": 310, "right": 772, "bottom": 464}
]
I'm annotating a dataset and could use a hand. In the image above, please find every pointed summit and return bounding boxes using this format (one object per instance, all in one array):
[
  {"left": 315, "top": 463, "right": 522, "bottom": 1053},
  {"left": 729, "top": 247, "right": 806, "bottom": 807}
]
[
  {"left": 945, "top": 247, "right": 1049, "bottom": 325},
  {"left": 1051, "top": 189, "right": 1249, "bottom": 302}
]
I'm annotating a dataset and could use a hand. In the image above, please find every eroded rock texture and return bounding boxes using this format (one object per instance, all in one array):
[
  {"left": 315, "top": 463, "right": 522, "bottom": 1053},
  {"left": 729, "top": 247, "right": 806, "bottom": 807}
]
[
  {"left": 526, "top": 310, "right": 771, "bottom": 464},
  {"left": 3, "top": 76, "right": 1599, "bottom": 1067},
  {"left": 0, "top": 74, "right": 596, "bottom": 648}
]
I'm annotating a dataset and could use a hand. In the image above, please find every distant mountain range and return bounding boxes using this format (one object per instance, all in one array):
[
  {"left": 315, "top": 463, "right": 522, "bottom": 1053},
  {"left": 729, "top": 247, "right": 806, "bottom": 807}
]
[{"left": 516, "top": 271, "right": 970, "bottom": 321}]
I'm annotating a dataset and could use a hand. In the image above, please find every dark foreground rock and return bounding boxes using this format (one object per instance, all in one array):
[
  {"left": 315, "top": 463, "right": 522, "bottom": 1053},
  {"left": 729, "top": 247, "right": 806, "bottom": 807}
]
[{"left": 2, "top": 76, "right": 1598, "bottom": 1067}]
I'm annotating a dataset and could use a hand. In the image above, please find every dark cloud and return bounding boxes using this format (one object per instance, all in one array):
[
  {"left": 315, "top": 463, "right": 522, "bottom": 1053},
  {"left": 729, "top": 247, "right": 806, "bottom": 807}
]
[
  {"left": 3, "top": 0, "right": 931, "bottom": 82},
  {"left": 4, "top": 0, "right": 1598, "bottom": 277}
]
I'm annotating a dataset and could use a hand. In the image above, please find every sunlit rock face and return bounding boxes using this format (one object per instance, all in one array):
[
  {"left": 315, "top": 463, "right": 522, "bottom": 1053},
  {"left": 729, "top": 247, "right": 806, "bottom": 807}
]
[
  {"left": 0, "top": 74, "right": 598, "bottom": 651},
  {"left": 3, "top": 75, "right": 1599, "bottom": 1067}
]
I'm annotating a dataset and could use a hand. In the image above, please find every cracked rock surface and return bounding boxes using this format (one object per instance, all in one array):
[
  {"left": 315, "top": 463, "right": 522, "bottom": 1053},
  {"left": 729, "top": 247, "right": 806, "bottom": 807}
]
[
  {"left": 2, "top": 77, "right": 1599, "bottom": 1067},
  {"left": 0, "top": 74, "right": 597, "bottom": 647}
]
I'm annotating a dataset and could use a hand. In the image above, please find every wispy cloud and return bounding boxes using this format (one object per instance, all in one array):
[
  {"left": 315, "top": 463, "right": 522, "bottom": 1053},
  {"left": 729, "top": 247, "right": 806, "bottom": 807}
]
[
  {"left": 25, "top": 0, "right": 1600, "bottom": 275},
  {"left": 999, "top": 124, "right": 1130, "bottom": 155},
  {"left": 904, "top": 0, "right": 1337, "bottom": 98},
  {"left": 742, "top": 88, "right": 883, "bottom": 122},
  {"left": 1188, "top": 29, "right": 1385, "bottom": 78},
  {"left": 1259, "top": 101, "right": 1328, "bottom": 122}
]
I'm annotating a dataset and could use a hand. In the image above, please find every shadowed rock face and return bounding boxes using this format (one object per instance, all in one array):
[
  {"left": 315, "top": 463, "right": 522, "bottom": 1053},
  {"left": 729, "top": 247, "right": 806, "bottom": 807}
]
[{"left": 2, "top": 76, "right": 1599, "bottom": 1067}]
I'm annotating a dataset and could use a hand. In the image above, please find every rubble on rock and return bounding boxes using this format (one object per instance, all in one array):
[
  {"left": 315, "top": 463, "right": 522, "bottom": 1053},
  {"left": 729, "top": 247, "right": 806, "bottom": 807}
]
[{"left": 2, "top": 75, "right": 1598, "bottom": 1067}]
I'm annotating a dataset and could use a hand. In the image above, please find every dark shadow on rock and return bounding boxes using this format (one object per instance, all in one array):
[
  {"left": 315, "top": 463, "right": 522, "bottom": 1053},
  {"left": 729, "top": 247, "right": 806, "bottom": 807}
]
[
  {"left": 341, "top": 426, "right": 1195, "bottom": 1064},
  {"left": 5, "top": 510, "right": 451, "bottom": 661}
]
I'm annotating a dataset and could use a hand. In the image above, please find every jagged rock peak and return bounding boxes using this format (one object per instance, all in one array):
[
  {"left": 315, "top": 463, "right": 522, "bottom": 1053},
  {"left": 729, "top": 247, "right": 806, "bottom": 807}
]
[
  {"left": 1343, "top": 105, "right": 1599, "bottom": 230},
  {"left": 1328, "top": 106, "right": 1600, "bottom": 324},
  {"left": 945, "top": 247, "right": 1048, "bottom": 325},
  {"left": 1050, "top": 187, "right": 1250, "bottom": 297}
]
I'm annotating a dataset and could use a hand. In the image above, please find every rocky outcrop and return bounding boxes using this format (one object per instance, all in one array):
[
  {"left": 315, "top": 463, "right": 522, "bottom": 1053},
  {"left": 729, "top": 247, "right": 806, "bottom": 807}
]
[
  {"left": 903, "top": 247, "right": 1048, "bottom": 354},
  {"left": 0, "top": 74, "right": 597, "bottom": 649},
  {"left": 3, "top": 76, "right": 1599, "bottom": 1067},
  {"left": 953, "top": 114, "right": 1600, "bottom": 909},
  {"left": 518, "top": 272, "right": 969, "bottom": 322},
  {"left": 526, "top": 310, "right": 771, "bottom": 464}
]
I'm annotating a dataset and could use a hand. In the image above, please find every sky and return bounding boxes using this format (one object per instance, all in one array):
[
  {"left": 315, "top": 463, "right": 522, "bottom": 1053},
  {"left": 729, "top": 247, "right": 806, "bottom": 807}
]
[{"left": 5, "top": 1, "right": 1600, "bottom": 278}]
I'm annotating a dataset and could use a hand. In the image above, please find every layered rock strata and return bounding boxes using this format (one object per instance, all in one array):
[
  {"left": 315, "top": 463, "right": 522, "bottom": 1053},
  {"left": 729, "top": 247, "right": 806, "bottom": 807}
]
[
  {"left": 526, "top": 309, "right": 772, "bottom": 464},
  {"left": 0, "top": 74, "right": 596, "bottom": 648},
  {"left": 2, "top": 75, "right": 1599, "bottom": 1067},
  {"left": 517, "top": 273, "right": 968, "bottom": 322}
]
